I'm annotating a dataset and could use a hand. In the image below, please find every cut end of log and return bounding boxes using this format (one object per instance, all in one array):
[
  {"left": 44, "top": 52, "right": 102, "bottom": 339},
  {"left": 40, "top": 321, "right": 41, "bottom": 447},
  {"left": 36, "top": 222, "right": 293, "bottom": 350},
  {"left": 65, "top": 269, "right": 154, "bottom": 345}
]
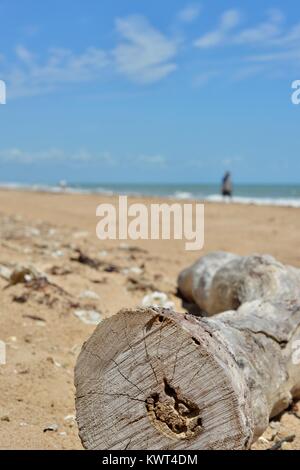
[{"left": 75, "top": 307, "right": 253, "bottom": 450}]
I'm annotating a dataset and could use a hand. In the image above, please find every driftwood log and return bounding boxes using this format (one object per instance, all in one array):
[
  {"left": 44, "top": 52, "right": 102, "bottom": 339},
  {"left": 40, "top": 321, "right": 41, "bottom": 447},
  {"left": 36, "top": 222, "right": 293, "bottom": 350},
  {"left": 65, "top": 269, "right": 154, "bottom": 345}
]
[
  {"left": 178, "top": 252, "right": 300, "bottom": 315},
  {"left": 75, "top": 253, "right": 300, "bottom": 450}
]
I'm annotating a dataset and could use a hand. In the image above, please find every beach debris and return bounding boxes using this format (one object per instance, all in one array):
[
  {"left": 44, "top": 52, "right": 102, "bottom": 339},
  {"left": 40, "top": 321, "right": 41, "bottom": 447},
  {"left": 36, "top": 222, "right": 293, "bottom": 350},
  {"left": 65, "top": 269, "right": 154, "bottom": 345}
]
[
  {"left": 43, "top": 423, "right": 59, "bottom": 433},
  {"left": 23, "top": 314, "right": 46, "bottom": 323},
  {"left": 178, "top": 252, "right": 300, "bottom": 315},
  {"left": 51, "top": 250, "right": 64, "bottom": 258},
  {"left": 11, "top": 276, "right": 73, "bottom": 310},
  {"left": 268, "top": 434, "right": 295, "bottom": 451},
  {"left": 141, "top": 291, "right": 175, "bottom": 309},
  {"left": 64, "top": 414, "right": 76, "bottom": 427},
  {"left": 23, "top": 275, "right": 71, "bottom": 299},
  {"left": 103, "top": 264, "right": 120, "bottom": 273},
  {"left": 122, "top": 267, "right": 143, "bottom": 276},
  {"left": 22, "top": 314, "right": 46, "bottom": 323},
  {"left": 64, "top": 414, "right": 75, "bottom": 421},
  {"left": 1, "top": 415, "right": 10, "bottom": 422},
  {"left": 79, "top": 290, "right": 100, "bottom": 300},
  {"left": 13, "top": 293, "right": 29, "bottom": 303},
  {"left": 71, "top": 249, "right": 102, "bottom": 270},
  {"left": 8, "top": 264, "right": 47, "bottom": 286},
  {"left": 74, "top": 309, "right": 102, "bottom": 325},
  {"left": 75, "top": 252, "right": 300, "bottom": 450},
  {"left": 47, "top": 357, "right": 62, "bottom": 368}
]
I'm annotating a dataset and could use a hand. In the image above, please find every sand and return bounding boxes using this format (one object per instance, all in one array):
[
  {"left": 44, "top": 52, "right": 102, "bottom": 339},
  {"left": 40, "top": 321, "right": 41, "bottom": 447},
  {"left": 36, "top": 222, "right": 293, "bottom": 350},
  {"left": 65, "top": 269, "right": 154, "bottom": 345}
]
[{"left": 0, "top": 189, "right": 299, "bottom": 450}]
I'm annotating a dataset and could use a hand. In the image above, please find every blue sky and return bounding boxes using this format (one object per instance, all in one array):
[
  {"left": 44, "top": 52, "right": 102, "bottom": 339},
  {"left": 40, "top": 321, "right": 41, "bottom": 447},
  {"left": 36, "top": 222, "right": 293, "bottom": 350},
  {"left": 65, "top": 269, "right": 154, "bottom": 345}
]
[{"left": 0, "top": 0, "right": 300, "bottom": 184}]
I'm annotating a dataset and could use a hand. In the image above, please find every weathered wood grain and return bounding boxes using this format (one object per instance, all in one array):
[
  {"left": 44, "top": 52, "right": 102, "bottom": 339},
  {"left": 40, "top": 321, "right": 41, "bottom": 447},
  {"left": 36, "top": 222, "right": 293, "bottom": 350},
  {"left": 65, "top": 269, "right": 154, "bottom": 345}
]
[{"left": 75, "top": 253, "right": 300, "bottom": 450}]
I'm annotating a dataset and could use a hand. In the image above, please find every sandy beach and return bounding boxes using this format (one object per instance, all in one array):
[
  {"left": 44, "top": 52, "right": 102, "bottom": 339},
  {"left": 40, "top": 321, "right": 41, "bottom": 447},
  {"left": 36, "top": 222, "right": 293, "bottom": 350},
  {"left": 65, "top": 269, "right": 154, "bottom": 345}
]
[{"left": 0, "top": 189, "right": 299, "bottom": 450}]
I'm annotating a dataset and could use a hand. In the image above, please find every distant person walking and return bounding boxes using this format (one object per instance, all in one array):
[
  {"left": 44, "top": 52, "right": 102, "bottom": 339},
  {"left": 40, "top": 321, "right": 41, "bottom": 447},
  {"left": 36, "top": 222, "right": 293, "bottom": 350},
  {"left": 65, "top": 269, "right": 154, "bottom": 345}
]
[{"left": 221, "top": 172, "right": 232, "bottom": 198}]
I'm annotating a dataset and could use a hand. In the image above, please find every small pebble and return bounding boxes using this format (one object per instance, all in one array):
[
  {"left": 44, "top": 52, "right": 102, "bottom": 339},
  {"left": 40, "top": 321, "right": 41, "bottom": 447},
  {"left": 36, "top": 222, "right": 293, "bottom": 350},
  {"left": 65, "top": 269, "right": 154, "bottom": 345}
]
[
  {"left": 79, "top": 290, "right": 100, "bottom": 300},
  {"left": 142, "top": 291, "right": 175, "bottom": 309},
  {"left": 74, "top": 309, "right": 102, "bottom": 325}
]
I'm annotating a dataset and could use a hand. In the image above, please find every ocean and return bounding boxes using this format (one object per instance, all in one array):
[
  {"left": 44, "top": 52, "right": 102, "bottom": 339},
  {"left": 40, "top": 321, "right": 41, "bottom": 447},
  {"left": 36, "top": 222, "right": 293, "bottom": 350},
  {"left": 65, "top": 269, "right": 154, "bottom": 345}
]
[{"left": 1, "top": 182, "right": 300, "bottom": 208}]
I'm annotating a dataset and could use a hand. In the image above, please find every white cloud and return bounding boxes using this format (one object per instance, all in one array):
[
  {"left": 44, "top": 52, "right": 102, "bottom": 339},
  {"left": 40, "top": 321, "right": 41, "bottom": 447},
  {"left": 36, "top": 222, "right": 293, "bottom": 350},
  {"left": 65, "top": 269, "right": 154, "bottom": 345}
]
[
  {"left": 178, "top": 4, "right": 201, "bottom": 23},
  {"left": 6, "top": 45, "right": 109, "bottom": 98},
  {"left": 194, "top": 9, "right": 241, "bottom": 48},
  {"left": 1, "top": 15, "right": 179, "bottom": 98},
  {"left": 194, "top": 8, "right": 285, "bottom": 49},
  {"left": 193, "top": 8, "right": 300, "bottom": 83},
  {"left": 113, "top": 15, "right": 178, "bottom": 84},
  {"left": 221, "top": 10, "right": 241, "bottom": 30},
  {"left": 0, "top": 148, "right": 64, "bottom": 164},
  {"left": 0, "top": 148, "right": 116, "bottom": 165},
  {"left": 0, "top": 148, "right": 169, "bottom": 170},
  {"left": 2, "top": 9, "right": 300, "bottom": 97},
  {"left": 233, "top": 9, "right": 284, "bottom": 45}
]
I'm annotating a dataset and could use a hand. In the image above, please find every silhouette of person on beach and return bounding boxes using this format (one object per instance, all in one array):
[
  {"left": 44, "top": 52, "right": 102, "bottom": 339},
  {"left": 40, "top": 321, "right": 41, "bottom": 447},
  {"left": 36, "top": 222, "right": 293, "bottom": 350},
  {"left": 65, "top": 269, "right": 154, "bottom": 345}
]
[{"left": 221, "top": 172, "right": 232, "bottom": 198}]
